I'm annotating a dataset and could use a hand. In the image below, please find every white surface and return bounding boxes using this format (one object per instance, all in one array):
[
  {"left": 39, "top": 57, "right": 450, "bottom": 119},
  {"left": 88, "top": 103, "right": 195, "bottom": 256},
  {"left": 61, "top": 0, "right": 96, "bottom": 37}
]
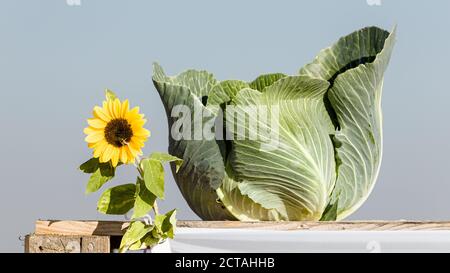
[{"left": 154, "top": 228, "right": 450, "bottom": 253}]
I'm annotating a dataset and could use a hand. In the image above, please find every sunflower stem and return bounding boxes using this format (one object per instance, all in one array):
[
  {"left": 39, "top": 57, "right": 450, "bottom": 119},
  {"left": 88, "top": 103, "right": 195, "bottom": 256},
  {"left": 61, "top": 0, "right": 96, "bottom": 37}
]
[
  {"left": 153, "top": 201, "right": 159, "bottom": 215},
  {"left": 135, "top": 157, "right": 144, "bottom": 178},
  {"left": 143, "top": 214, "right": 153, "bottom": 226}
]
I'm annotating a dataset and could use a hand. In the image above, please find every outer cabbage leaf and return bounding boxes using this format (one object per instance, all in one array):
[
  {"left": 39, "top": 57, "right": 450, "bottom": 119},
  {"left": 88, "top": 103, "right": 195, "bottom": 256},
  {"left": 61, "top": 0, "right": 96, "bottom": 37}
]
[
  {"left": 249, "top": 73, "right": 287, "bottom": 91},
  {"left": 152, "top": 63, "right": 235, "bottom": 220},
  {"left": 299, "top": 26, "right": 396, "bottom": 219}
]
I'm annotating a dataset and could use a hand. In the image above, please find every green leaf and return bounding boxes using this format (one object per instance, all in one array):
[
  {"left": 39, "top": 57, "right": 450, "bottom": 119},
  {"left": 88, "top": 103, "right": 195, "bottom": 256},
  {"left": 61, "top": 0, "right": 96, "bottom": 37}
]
[
  {"left": 149, "top": 210, "right": 177, "bottom": 241},
  {"left": 206, "top": 80, "right": 249, "bottom": 108},
  {"left": 300, "top": 26, "right": 396, "bottom": 219},
  {"left": 153, "top": 214, "right": 166, "bottom": 233},
  {"left": 149, "top": 152, "right": 183, "bottom": 172},
  {"left": 132, "top": 177, "right": 156, "bottom": 219},
  {"left": 249, "top": 73, "right": 287, "bottom": 91},
  {"left": 151, "top": 228, "right": 162, "bottom": 239},
  {"left": 126, "top": 226, "right": 161, "bottom": 251},
  {"left": 153, "top": 63, "right": 236, "bottom": 220},
  {"left": 127, "top": 240, "right": 145, "bottom": 251},
  {"left": 161, "top": 209, "right": 177, "bottom": 239},
  {"left": 105, "top": 89, "right": 117, "bottom": 101},
  {"left": 81, "top": 158, "right": 116, "bottom": 194},
  {"left": 319, "top": 199, "right": 339, "bottom": 221},
  {"left": 79, "top": 158, "right": 99, "bottom": 174},
  {"left": 119, "top": 221, "right": 152, "bottom": 253},
  {"left": 216, "top": 171, "right": 282, "bottom": 221},
  {"left": 140, "top": 234, "right": 161, "bottom": 249},
  {"left": 141, "top": 158, "right": 165, "bottom": 199},
  {"left": 97, "top": 184, "right": 136, "bottom": 215},
  {"left": 224, "top": 76, "right": 336, "bottom": 220}
]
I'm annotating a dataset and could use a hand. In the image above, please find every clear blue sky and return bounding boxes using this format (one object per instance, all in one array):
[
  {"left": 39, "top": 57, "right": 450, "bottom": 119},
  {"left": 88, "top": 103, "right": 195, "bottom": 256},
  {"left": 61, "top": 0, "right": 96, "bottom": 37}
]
[{"left": 1, "top": 0, "right": 449, "bottom": 251}]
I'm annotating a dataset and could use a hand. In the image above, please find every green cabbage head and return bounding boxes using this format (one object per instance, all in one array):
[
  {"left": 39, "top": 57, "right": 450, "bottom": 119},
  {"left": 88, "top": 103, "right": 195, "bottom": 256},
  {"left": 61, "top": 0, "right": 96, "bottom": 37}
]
[{"left": 152, "top": 26, "right": 396, "bottom": 221}]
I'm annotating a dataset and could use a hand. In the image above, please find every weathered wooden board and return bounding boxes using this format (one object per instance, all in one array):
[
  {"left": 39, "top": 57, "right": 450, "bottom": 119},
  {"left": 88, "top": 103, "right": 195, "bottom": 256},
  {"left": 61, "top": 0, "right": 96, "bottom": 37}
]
[
  {"left": 36, "top": 220, "right": 129, "bottom": 236},
  {"left": 35, "top": 220, "right": 450, "bottom": 236},
  {"left": 81, "top": 236, "right": 110, "bottom": 253},
  {"left": 25, "top": 234, "right": 81, "bottom": 253},
  {"left": 25, "top": 234, "right": 110, "bottom": 253}
]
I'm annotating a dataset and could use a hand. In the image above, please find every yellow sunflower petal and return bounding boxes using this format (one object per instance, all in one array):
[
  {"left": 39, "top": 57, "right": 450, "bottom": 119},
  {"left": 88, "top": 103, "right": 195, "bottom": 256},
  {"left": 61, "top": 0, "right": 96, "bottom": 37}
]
[
  {"left": 131, "top": 119, "right": 146, "bottom": 128},
  {"left": 130, "top": 137, "right": 144, "bottom": 146},
  {"left": 87, "top": 118, "right": 106, "bottom": 129},
  {"left": 93, "top": 141, "right": 108, "bottom": 158},
  {"left": 102, "top": 101, "right": 108, "bottom": 113},
  {"left": 113, "top": 99, "right": 121, "bottom": 119},
  {"left": 93, "top": 106, "right": 111, "bottom": 122},
  {"left": 129, "top": 141, "right": 144, "bottom": 155},
  {"left": 125, "top": 145, "right": 137, "bottom": 159},
  {"left": 105, "top": 100, "right": 116, "bottom": 119},
  {"left": 85, "top": 131, "right": 104, "bottom": 143},
  {"left": 126, "top": 107, "right": 140, "bottom": 120},
  {"left": 88, "top": 139, "right": 104, "bottom": 149},
  {"left": 103, "top": 101, "right": 111, "bottom": 119},
  {"left": 134, "top": 138, "right": 149, "bottom": 147},
  {"left": 111, "top": 148, "right": 119, "bottom": 167},
  {"left": 132, "top": 128, "right": 150, "bottom": 137},
  {"left": 83, "top": 126, "right": 102, "bottom": 135},
  {"left": 100, "top": 144, "right": 114, "bottom": 163},
  {"left": 119, "top": 147, "right": 128, "bottom": 164},
  {"left": 120, "top": 99, "right": 129, "bottom": 118}
]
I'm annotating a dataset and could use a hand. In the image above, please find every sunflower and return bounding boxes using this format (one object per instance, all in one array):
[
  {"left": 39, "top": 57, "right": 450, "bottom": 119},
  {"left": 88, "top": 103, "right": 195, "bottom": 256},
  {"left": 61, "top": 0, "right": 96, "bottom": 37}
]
[{"left": 84, "top": 97, "right": 150, "bottom": 167}]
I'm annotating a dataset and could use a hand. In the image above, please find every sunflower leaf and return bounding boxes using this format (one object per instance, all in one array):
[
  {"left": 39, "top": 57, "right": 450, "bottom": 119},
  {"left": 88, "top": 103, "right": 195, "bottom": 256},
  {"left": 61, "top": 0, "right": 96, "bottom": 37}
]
[
  {"left": 127, "top": 240, "right": 145, "bottom": 251},
  {"left": 161, "top": 209, "right": 177, "bottom": 239},
  {"left": 119, "top": 221, "right": 152, "bottom": 253},
  {"left": 97, "top": 183, "right": 136, "bottom": 215},
  {"left": 141, "top": 158, "right": 165, "bottom": 199},
  {"left": 153, "top": 214, "right": 166, "bottom": 233},
  {"left": 140, "top": 234, "right": 160, "bottom": 249},
  {"left": 84, "top": 159, "right": 116, "bottom": 194},
  {"left": 149, "top": 152, "right": 183, "bottom": 172},
  {"left": 132, "top": 177, "right": 156, "bottom": 219},
  {"left": 105, "top": 89, "right": 117, "bottom": 101},
  {"left": 79, "top": 158, "right": 99, "bottom": 174}
]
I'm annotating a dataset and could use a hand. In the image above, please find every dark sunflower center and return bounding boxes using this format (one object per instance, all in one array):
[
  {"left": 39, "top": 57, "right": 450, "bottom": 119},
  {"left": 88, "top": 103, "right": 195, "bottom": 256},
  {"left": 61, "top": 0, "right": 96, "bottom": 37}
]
[{"left": 104, "top": 118, "right": 133, "bottom": 147}]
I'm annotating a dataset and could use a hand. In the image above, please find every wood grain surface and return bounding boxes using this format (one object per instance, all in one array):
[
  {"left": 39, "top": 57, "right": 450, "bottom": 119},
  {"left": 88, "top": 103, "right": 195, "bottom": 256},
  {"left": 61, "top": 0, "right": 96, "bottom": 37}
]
[
  {"left": 25, "top": 234, "right": 110, "bottom": 253},
  {"left": 35, "top": 220, "right": 450, "bottom": 236}
]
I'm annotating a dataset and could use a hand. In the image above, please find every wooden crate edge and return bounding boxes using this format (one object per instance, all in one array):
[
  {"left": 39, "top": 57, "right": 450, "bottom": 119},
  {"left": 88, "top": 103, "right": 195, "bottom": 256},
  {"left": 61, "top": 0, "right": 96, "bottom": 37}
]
[{"left": 34, "top": 220, "right": 450, "bottom": 236}]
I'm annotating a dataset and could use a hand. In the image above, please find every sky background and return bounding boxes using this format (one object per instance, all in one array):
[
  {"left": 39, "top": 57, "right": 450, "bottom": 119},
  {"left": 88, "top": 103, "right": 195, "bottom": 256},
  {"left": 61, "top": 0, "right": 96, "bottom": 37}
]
[{"left": 1, "top": 0, "right": 449, "bottom": 252}]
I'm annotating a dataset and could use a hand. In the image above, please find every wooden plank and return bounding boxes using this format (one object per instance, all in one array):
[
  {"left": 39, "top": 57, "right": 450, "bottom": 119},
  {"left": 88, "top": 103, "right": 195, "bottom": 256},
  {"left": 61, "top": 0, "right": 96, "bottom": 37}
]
[
  {"left": 24, "top": 235, "right": 30, "bottom": 253},
  {"left": 25, "top": 234, "right": 81, "bottom": 253},
  {"left": 81, "top": 236, "right": 110, "bottom": 253},
  {"left": 178, "top": 220, "right": 450, "bottom": 231},
  {"left": 36, "top": 220, "right": 129, "bottom": 236},
  {"left": 35, "top": 220, "right": 450, "bottom": 236}
]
